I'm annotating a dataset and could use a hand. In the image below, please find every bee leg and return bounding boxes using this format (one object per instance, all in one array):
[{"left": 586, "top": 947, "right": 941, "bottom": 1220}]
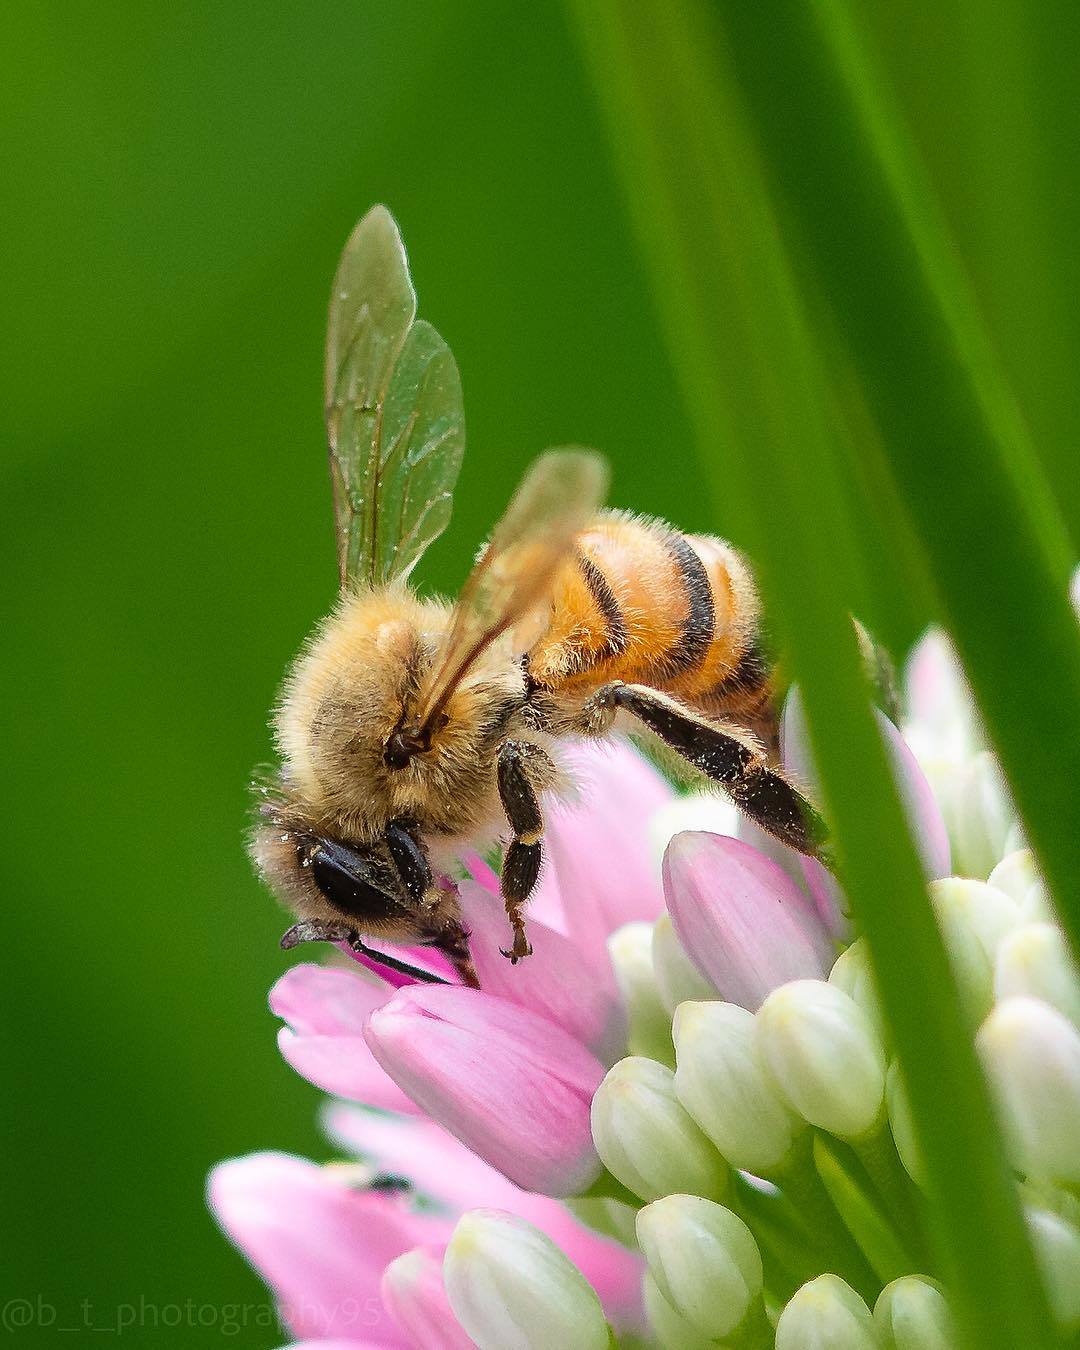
[
  {"left": 279, "top": 920, "right": 453, "bottom": 986},
  {"left": 386, "top": 821, "right": 480, "bottom": 989},
  {"left": 583, "top": 682, "right": 833, "bottom": 863},
  {"left": 496, "top": 740, "right": 554, "bottom": 962}
]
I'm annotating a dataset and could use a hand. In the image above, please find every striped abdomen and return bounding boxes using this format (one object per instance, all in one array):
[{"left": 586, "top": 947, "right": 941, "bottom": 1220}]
[{"left": 527, "top": 511, "right": 773, "bottom": 722}]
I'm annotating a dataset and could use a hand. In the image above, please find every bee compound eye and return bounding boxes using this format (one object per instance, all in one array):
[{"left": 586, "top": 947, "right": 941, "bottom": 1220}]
[{"left": 306, "top": 838, "right": 400, "bottom": 924}]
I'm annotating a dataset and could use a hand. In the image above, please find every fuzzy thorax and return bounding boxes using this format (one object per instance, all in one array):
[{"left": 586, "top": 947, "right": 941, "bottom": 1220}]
[{"left": 274, "top": 586, "right": 528, "bottom": 844}]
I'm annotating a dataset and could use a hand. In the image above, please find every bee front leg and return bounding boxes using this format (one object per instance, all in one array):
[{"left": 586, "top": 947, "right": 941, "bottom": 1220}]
[
  {"left": 386, "top": 822, "right": 479, "bottom": 988},
  {"left": 496, "top": 739, "right": 554, "bottom": 962},
  {"left": 280, "top": 920, "right": 454, "bottom": 986},
  {"left": 578, "top": 682, "right": 833, "bottom": 864}
]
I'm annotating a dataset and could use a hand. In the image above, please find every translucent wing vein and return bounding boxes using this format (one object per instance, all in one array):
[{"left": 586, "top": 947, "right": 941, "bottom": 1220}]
[{"left": 324, "top": 206, "right": 465, "bottom": 589}]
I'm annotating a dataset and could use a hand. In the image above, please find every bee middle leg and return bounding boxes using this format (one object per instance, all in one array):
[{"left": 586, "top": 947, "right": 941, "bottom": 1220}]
[
  {"left": 496, "top": 739, "right": 554, "bottom": 962},
  {"left": 576, "top": 682, "right": 833, "bottom": 864}
]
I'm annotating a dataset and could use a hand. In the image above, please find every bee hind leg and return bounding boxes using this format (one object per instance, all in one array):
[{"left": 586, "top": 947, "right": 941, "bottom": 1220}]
[
  {"left": 496, "top": 740, "right": 555, "bottom": 962},
  {"left": 578, "top": 682, "right": 833, "bottom": 865}
]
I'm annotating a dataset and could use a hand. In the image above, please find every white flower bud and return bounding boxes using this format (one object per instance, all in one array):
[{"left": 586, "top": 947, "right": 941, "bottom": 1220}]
[
  {"left": 636, "top": 1195, "right": 763, "bottom": 1340},
  {"left": 1026, "top": 1205, "right": 1080, "bottom": 1332},
  {"left": 995, "top": 924, "right": 1080, "bottom": 1027},
  {"left": 930, "top": 877, "right": 1023, "bottom": 1024},
  {"left": 931, "top": 878, "right": 1023, "bottom": 963},
  {"left": 591, "top": 1057, "right": 730, "bottom": 1203},
  {"left": 829, "top": 939, "right": 884, "bottom": 1040},
  {"left": 775, "top": 1275, "right": 878, "bottom": 1350},
  {"left": 977, "top": 997, "right": 1080, "bottom": 1184},
  {"left": 873, "top": 1276, "right": 952, "bottom": 1349},
  {"left": 652, "top": 914, "right": 717, "bottom": 1014},
  {"left": 443, "top": 1209, "right": 610, "bottom": 1350},
  {"left": 607, "top": 923, "right": 675, "bottom": 1065},
  {"left": 903, "top": 628, "right": 983, "bottom": 763},
  {"left": 755, "top": 981, "right": 886, "bottom": 1140},
  {"left": 885, "top": 1061, "right": 925, "bottom": 1188},
  {"left": 952, "top": 752, "right": 1018, "bottom": 879},
  {"left": 642, "top": 1271, "right": 716, "bottom": 1350},
  {"left": 672, "top": 1000, "right": 802, "bottom": 1174},
  {"left": 988, "top": 850, "right": 1053, "bottom": 923}
]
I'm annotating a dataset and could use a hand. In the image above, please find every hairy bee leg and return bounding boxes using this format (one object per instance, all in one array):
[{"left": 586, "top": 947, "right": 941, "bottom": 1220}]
[
  {"left": 579, "top": 682, "right": 832, "bottom": 862},
  {"left": 279, "top": 920, "right": 453, "bottom": 986},
  {"left": 496, "top": 740, "right": 553, "bottom": 962},
  {"left": 385, "top": 821, "right": 480, "bottom": 987}
]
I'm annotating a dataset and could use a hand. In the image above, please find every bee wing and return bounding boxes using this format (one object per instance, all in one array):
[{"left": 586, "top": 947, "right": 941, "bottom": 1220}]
[
  {"left": 414, "top": 449, "right": 609, "bottom": 734},
  {"left": 325, "top": 205, "right": 466, "bottom": 590}
]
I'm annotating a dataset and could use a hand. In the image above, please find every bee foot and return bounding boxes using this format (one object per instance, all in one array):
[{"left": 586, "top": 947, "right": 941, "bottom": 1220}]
[
  {"left": 499, "top": 931, "right": 533, "bottom": 963},
  {"left": 280, "top": 920, "right": 355, "bottom": 949}
]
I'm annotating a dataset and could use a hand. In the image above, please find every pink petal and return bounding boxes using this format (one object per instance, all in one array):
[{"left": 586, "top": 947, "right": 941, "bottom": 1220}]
[
  {"left": 325, "top": 1106, "right": 644, "bottom": 1332},
  {"left": 208, "top": 1152, "right": 447, "bottom": 1344},
  {"left": 277, "top": 1029, "right": 419, "bottom": 1115},
  {"left": 664, "top": 832, "right": 834, "bottom": 1009},
  {"left": 270, "top": 964, "right": 389, "bottom": 1035},
  {"left": 271, "top": 966, "right": 417, "bottom": 1113},
  {"left": 381, "top": 1246, "right": 474, "bottom": 1350},
  {"left": 796, "top": 858, "right": 851, "bottom": 942},
  {"left": 781, "top": 690, "right": 951, "bottom": 914},
  {"left": 458, "top": 880, "right": 626, "bottom": 1064},
  {"left": 546, "top": 739, "right": 673, "bottom": 952},
  {"left": 364, "top": 986, "right": 603, "bottom": 1197}
]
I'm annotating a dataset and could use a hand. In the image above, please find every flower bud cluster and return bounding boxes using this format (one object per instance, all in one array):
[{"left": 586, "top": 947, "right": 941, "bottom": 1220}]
[
  {"left": 599, "top": 820, "right": 1080, "bottom": 1343},
  {"left": 209, "top": 641, "right": 1080, "bottom": 1349},
  {"left": 903, "top": 629, "right": 1023, "bottom": 878}
]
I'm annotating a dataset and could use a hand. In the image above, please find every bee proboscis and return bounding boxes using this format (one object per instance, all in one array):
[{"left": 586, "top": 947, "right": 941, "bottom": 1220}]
[{"left": 253, "top": 206, "right": 844, "bottom": 988}]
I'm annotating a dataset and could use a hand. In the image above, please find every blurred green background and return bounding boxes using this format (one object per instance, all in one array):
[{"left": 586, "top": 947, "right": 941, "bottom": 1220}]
[{"left": 2, "top": 2, "right": 1078, "bottom": 1345}]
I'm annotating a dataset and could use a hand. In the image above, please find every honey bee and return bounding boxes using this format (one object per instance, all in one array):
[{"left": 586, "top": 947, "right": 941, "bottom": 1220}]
[{"left": 253, "top": 206, "right": 838, "bottom": 988}]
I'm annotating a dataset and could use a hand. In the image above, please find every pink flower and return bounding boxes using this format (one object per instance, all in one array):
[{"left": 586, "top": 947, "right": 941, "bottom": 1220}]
[
  {"left": 208, "top": 1127, "right": 643, "bottom": 1348},
  {"left": 364, "top": 984, "right": 604, "bottom": 1196},
  {"left": 325, "top": 1105, "right": 643, "bottom": 1332},
  {"left": 213, "top": 740, "right": 674, "bottom": 1344},
  {"left": 381, "top": 1247, "right": 474, "bottom": 1350},
  {"left": 457, "top": 879, "right": 627, "bottom": 1063},
  {"left": 663, "top": 831, "right": 835, "bottom": 1010},
  {"left": 271, "top": 965, "right": 419, "bottom": 1115},
  {"left": 269, "top": 741, "right": 671, "bottom": 1195},
  {"left": 207, "top": 1152, "right": 449, "bottom": 1347}
]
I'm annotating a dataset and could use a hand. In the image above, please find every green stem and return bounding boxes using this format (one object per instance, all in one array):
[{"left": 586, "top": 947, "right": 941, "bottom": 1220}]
[
  {"left": 730, "top": 1174, "right": 814, "bottom": 1302},
  {"left": 852, "top": 1119, "right": 930, "bottom": 1265},
  {"left": 729, "top": 1298, "right": 773, "bottom": 1350},
  {"left": 773, "top": 1135, "right": 880, "bottom": 1304}
]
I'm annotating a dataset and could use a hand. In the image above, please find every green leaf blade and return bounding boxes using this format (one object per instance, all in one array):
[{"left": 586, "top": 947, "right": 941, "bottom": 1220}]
[{"left": 566, "top": 2, "right": 1056, "bottom": 1345}]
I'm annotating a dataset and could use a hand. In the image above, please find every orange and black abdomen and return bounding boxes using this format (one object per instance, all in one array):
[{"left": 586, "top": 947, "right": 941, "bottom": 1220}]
[{"left": 527, "top": 511, "right": 774, "bottom": 722}]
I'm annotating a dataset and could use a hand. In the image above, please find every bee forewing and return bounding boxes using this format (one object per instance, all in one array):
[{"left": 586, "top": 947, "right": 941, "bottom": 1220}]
[{"left": 325, "top": 205, "right": 465, "bottom": 590}]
